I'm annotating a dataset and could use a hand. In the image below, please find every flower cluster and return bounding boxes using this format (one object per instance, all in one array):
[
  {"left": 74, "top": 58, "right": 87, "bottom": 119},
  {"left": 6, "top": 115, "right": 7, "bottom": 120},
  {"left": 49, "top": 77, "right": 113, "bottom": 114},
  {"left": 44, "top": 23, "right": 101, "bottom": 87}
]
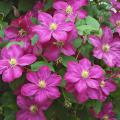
[{"left": 0, "top": 0, "right": 120, "bottom": 119}]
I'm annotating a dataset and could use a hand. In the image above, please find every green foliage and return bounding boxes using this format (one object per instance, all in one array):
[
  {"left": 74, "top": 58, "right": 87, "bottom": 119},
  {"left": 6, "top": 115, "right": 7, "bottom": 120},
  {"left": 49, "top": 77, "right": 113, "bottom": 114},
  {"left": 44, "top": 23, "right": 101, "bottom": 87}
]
[{"left": 31, "top": 61, "right": 55, "bottom": 72}]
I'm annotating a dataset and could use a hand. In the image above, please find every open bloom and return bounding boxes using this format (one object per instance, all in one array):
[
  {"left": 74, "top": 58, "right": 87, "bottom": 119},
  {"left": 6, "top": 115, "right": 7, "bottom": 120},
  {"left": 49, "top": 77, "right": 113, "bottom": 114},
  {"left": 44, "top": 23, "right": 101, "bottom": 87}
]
[
  {"left": 64, "top": 58, "right": 104, "bottom": 102},
  {"left": 110, "top": 0, "right": 120, "bottom": 10},
  {"left": 16, "top": 95, "right": 51, "bottom": 120},
  {"left": 89, "top": 26, "right": 120, "bottom": 67},
  {"left": 97, "top": 102, "right": 117, "bottom": 120},
  {"left": 98, "top": 78, "right": 117, "bottom": 102},
  {"left": 110, "top": 12, "right": 120, "bottom": 35},
  {"left": 53, "top": 0, "right": 88, "bottom": 22},
  {"left": 0, "top": 45, "right": 36, "bottom": 82},
  {"left": 4, "top": 12, "right": 33, "bottom": 41},
  {"left": 21, "top": 66, "right": 61, "bottom": 103},
  {"left": 43, "top": 29, "right": 77, "bottom": 61},
  {"left": 32, "top": 12, "right": 74, "bottom": 43}
]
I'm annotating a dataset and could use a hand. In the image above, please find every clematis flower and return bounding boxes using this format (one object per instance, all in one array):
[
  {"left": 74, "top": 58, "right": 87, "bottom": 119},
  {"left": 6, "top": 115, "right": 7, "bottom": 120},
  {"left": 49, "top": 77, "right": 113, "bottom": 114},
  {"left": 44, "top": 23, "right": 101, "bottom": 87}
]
[
  {"left": 53, "top": 0, "right": 88, "bottom": 22},
  {"left": 4, "top": 12, "right": 33, "bottom": 41},
  {"left": 16, "top": 95, "right": 51, "bottom": 120},
  {"left": 32, "top": 12, "right": 74, "bottom": 43},
  {"left": 89, "top": 26, "right": 120, "bottom": 67},
  {"left": 21, "top": 66, "right": 61, "bottom": 103},
  {"left": 97, "top": 102, "right": 117, "bottom": 120},
  {"left": 43, "top": 29, "right": 77, "bottom": 61},
  {"left": 98, "top": 78, "right": 117, "bottom": 102},
  {"left": 110, "top": 0, "right": 120, "bottom": 10},
  {"left": 0, "top": 45, "right": 36, "bottom": 82},
  {"left": 64, "top": 58, "right": 104, "bottom": 103},
  {"left": 110, "top": 12, "right": 120, "bottom": 35}
]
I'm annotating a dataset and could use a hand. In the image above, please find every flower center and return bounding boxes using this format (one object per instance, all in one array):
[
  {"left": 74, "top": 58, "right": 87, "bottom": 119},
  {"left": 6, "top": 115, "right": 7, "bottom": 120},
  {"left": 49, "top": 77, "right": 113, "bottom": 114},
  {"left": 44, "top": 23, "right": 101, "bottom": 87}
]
[
  {"left": 66, "top": 5, "right": 73, "bottom": 15},
  {"left": 81, "top": 70, "right": 89, "bottom": 78},
  {"left": 100, "top": 81, "right": 105, "bottom": 88},
  {"left": 19, "top": 29, "right": 27, "bottom": 36},
  {"left": 50, "top": 23, "right": 58, "bottom": 31},
  {"left": 102, "top": 44, "right": 110, "bottom": 52},
  {"left": 103, "top": 115, "right": 109, "bottom": 120},
  {"left": 116, "top": 20, "right": 120, "bottom": 27},
  {"left": 39, "top": 80, "right": 46, "bottom": 88},
  {"left": 30, "top": 105, "right": 38, "bottom": 113},
  {"left": 53, "top": 41, "right": 64, "bottom": 47},
  {"left": 9, "top": 58, "right": 17, "bottom": 66}
]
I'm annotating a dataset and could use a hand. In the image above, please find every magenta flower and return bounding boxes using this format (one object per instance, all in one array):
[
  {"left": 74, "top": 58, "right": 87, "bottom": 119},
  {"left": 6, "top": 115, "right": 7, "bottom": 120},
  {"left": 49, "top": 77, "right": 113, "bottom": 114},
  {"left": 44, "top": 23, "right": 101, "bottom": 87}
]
[
  {"left": 53, "top": 0, "right": 88, "bottom": 22},
  {"left": 16, "top": 95, "right": 51, "bottom": 120},
  {"left": 21, "top": 66, "right": 61, "bottom": 103},
  {"left": 4, "top": 12, "right": 33, "bottom": 41},
  {"left": 32, "top": 12, "right": 74, "bottom": 43},
  {"left": 110, "top": 12, "right": 120, "bottom": 35},
  {"left": 43, "top": 28, "right": 77, "bottom": 61},
  {"left": 98, "top": 102, "right": 117, "bottom": 120},
  {"left": 64, "top": 58, "right": 104, "bottom": 102},
  {"left": 89, "top": 26, "right": 120, "bottom": 67},
  {"left": 110, "top": 0, "right": 120, "bottom": 10},
  {"left": 98, "top": 78, "right": 117, "bottom": 102},
  {"left": 0, "top": 45, "right": 36, "bottom": 82}
]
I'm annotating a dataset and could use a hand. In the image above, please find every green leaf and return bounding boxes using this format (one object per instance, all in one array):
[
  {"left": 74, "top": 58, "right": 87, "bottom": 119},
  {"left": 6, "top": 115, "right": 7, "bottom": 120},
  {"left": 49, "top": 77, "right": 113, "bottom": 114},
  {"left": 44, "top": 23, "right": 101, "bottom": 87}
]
[
  {"left": 18, "top": 0, "right": 36, "bottom": 12},
  {"left": 44, "top": 0, "right": 53, "bottom": 11},
  {"left": 62, "top": 56, "right": 77, "bottom": 67},
  {"left": 85, "top": 16, "right": 100, "bottom": 29},
  {"left": 73, "top": 38, "right": 82, "bottom": 49},
  {"left": 31, "top": 61, "right": 55, "bottom": 72},
  {"left": 94, "top": 101, "right": 102, "bottom": 114},
  {"left": 31, "top": 34, "right": 39, "bottom": 45},
  {"left": 6, "top": 41, "right": 24, "bottom": 48},
  {"left": 0, "top": 30, "right": 4, "bottom": 38},
  {"left": 0, "top": 1, "right": 12, "bottom": 17}
]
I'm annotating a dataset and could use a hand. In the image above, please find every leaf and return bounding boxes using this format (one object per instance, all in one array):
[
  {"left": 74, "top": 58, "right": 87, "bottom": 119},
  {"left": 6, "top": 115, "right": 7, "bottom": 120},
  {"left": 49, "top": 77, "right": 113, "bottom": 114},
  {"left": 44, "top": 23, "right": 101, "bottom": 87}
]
[
  {"left": 44, "top": 0, "right": 53, "bottom": 11},
  {"left": 31, "top": 34, "right": 39, "bottom": 45},
  {"left": 62, "top": 56, "right": 77, "bottom": 67},
  {"left": 31, "top": 61, "right": 55, "bottom": 72},
  {"left": 85, "top": 16, "right": 100, "bottom": 29},
  {"left": 6, "top": 41, "right": 24, "bottom": 48},
  {"left": 18, "top": 0, "right": 36, "bottom": 12},
  {"left": 0, "top": 1, "right": 12, "bottom": 17},
  {"left": 73, "top": 38, "right": 82, "bottom": 49},
  {"left": 93, "top": 101, "right": 102, "bottom": 114}
]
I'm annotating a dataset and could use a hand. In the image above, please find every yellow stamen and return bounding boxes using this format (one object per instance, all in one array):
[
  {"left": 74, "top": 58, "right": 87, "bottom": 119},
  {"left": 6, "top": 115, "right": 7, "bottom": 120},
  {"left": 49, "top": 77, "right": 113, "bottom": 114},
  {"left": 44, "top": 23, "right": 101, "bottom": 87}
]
[
  {"left": 30, "top": 105, "right": 38, "bottom": 113},
  {"left": 50, "top": 23, "right": 58, "bottom": 30},
  {"left": 102, "top": 44, "right": 110, "bottom": 52},
  {"left": 81, "top": 70, "right": 89, "bottom": 78},
  {"left": 116, "top": 20, "right": 120, "bottom": 27},
  {"left": 100, "top": 81, "right": 105, "bottom": 88},
  {"left": 66, "top": 5, "right": 73, "bottom": 15},
  {"left": 9, "top": 58, "right": 17, "bottom": 66},
  {"left": 103, "top": 115, "right": 109, "bottom": 120},
  {"left": 19, "top": 29, "right": 27, "bottom": 36},
  {"left": 39, "top": 80, "right": 46, "bottom": 88}
]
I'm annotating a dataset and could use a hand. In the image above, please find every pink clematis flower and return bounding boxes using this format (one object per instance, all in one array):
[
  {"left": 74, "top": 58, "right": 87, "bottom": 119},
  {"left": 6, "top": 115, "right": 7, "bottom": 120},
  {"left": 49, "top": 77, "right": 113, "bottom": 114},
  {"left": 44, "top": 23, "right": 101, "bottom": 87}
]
[
  {"left": 32, "top": 12, "right": 74, "bottom": 43},
  {"left": 43, "top": 29, "right": 77, "bottom": 61},
  {"left": 89, "top": 26, "right": 120, "bottom": 67},
  {"left": 110, "top": 12, "right": 120, "bottom": 35},
  {"left": 98, "top": 78, "right": 117, "bottom": 102},
  {"left": 16, "top": 95, "right": 51, "bottom": 120},
  {"left": 110, "top": 0, "right": 120, "bottom": 10},
  {"left": 4, "top": 12, "right": 33, "bottom": 41},
  {"left": 0, "top": 45, "right": 36, "bottom": 82},
  {"left": 21, "top": 66, "right": 61, "bottom": 103},
  {"left": 53, "top": 0, "right": 88, "bottom": 22},
  {"left": 97, "top": 102, "right": 117, "bottom": 120},
  {"left": 64, "top": 58, "right": 104, "bottom": 103}
]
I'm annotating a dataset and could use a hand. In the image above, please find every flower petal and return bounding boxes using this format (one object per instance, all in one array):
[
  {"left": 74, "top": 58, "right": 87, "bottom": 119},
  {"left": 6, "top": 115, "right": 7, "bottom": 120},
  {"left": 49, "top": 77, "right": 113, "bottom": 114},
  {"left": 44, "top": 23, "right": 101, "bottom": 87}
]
[
  {"left": 75, "top": 80, "right": 87, "bottom": 93},
  {"left": 52, "top": 30, "right": 67, "bottom": 41},
  {"left": 18, "top": 54, "right": 36, "bottom": 66},
  {"left": 86, "top": 79, "right": 99, "bottom": 89},
  {"left": 21, "top": 83, "right": 38, "bottom": 96}
]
